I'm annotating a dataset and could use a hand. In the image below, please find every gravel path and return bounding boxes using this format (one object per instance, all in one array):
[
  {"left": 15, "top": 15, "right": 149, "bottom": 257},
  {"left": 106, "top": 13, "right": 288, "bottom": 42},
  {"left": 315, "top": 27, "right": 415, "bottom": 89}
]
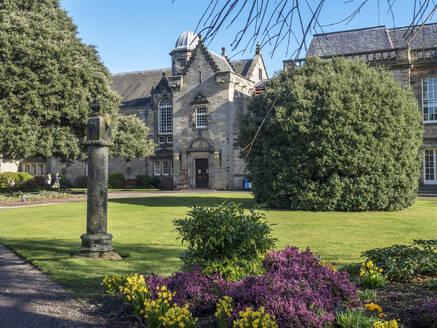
[{"left": 0, "top": 244, "right": 110, "bottom": 328}]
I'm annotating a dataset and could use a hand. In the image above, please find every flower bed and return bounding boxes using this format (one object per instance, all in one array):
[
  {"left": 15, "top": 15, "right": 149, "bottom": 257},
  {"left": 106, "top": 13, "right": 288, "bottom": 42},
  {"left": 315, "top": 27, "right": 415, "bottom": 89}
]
[{"left": 103, "top": 246, "right": 358, "bottom": 328}]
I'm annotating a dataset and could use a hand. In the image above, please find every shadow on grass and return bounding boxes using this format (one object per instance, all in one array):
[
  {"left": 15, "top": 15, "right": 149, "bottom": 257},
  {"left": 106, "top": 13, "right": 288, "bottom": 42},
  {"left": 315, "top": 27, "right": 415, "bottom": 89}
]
[
  {"left": 109, "top": 196, "right": 255, "bottom": 209},
  {"left": 1, "top": 237, "right": 185, "bottom": 299}
]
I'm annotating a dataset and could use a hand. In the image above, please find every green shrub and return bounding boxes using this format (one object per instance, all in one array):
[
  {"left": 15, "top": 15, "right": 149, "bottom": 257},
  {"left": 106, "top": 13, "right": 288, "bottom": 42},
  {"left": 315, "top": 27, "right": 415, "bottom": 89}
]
[
  {"left": 73, "top": 175, "right": 87, "bottom": 188},
  {"left": 136, "top": 174, "right": 161, "bottom": 188},
  {"left": 335, "top": 309, "right": 378, "bottom": 328},
  {"left": 60, "top": 175, "right": 72, "bottom": 188},
  {"left": 0, "top": 172, "right": 34, "bottom": 189},
  {"left": 362, "top": 239, "right": 437, "bottom": 282},
  {"left": 423, "top": 279, "right": 437, "bottom": 289},
  {"left": 173, "top": 202, "right": 276, "bottom": 280},
  {"left": 239, "top": 57, "right": 423, "bottom": 211},
  {"left": 24, "top": 175, "right": 45, "bottom": 189},
  {"left": 108, "top": 172, "right": 124, "bottom": 188}
]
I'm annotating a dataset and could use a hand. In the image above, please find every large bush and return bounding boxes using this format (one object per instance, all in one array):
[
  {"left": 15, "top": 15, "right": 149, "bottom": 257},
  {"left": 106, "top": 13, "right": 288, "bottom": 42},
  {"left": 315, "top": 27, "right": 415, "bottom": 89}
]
[
  {"left": 173, "top": 203, "right": 276, "bottom": 280},
  {"left": 240, "top": 57, "right": 423, "bottom": 211},
  {"left": 136, "top": 174, "right": 161, "bottom": 188},
  {"left": 108, "top": 172, "right": 124, "bottom": 189},
  {"left": 0, "top": 172, "right": 35, "bottom": 189}
]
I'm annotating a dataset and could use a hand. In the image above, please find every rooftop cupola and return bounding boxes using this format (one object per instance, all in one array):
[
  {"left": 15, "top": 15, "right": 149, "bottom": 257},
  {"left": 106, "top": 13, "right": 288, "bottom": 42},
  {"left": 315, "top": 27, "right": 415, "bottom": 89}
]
[{"left": 170, "top": 31, "right": 200, "bottom": 75}]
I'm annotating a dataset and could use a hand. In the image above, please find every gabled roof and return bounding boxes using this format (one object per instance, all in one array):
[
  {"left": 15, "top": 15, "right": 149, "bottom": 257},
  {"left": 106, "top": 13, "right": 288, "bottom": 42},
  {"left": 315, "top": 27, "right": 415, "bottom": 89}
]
[
  {"left": 230, "top": 59, "right": 253, "bottom": 76},
  {"left": 111, "top": 68, "right": 171, "bottom": 109},
  {"left": 208, "top": 50, "right": 234, "bottom": 72},
  {"left": 307, "top": 23, "right": 437, "bottom": 57}
]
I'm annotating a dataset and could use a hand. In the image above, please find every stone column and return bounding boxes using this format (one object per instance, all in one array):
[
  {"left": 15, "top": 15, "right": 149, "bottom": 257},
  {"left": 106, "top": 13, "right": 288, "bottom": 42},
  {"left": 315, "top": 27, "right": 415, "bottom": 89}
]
[{"left": 79, "top": 112, "right": 120, "bottom": 259}]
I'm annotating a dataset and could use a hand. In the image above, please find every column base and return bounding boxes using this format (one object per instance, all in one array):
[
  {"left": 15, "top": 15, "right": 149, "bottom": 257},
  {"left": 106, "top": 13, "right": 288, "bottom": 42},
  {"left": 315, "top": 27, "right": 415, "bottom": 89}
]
[{"left": 79, "top": 233, "right": 121, "bottom": 260}]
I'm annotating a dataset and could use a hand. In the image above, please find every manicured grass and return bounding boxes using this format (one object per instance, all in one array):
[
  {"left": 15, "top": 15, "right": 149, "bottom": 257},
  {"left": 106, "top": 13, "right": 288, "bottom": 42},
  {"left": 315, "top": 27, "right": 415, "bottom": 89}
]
[
  {"left": 70, "top": 188, "right": 160, "bottom": 191},
  {"left": 0, "top": 193, "right": 436, "bottom": 299}
]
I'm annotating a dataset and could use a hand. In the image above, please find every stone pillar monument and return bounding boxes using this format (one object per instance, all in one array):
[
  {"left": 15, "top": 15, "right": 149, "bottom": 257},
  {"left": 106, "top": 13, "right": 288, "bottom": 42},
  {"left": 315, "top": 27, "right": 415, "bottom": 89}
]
[{"left": 79, "top": 108, "right": 120, "bottom": 259}]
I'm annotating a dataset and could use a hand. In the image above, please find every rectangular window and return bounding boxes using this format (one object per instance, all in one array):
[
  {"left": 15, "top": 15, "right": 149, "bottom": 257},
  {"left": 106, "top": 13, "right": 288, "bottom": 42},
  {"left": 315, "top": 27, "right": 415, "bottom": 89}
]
[
  {"left": 167, "top": 135, "right": 173, "bottom": 144},
  {"left": 158, "top": 107, "right": 173, "bottom": 134},
  {"left": 162, "top": 161, "right": 170, "bottom": 176},
  {"left": 195, "top": 107, "right": 208, "bottom": 128},
  {"left": 424, "top": 150, "right": 437, "bottom": 184},
  {"left": 158, "top": 136, "right": 166, "bottom": 144},
  {"left": 171, "top": 161, "right": 174, "bottom": 176},
  {"left": 422, "top": 78, "right": 437, "bottom": 122},
  {"left": 153, "top": 162, "right": 161, "bottom": 176}
]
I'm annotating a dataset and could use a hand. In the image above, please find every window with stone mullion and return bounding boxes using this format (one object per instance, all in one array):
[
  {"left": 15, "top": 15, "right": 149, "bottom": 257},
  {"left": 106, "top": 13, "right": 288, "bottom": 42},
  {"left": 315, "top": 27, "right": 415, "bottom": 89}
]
[
  {"left": 158, "top": 99, "right": 173, "bottom": 135},
  {"left": 423, "top": 78, "right": 437, "bottom": 122},
  {"left": 195, "top": 107, "right": 208, "bottom": 128}
]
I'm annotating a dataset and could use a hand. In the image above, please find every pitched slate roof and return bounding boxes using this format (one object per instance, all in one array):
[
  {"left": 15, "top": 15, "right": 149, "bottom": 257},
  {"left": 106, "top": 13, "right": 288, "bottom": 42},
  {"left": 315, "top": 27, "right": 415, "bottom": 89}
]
[
  {"left": 111, "top": 68, "right": 171, "bottom": 109},
  {"left": 307, "top": 23, "right": 437, "bottom": 57},
  {"left": 208, "top": 50, "right": 234, "bottom": 72},
  {"left": 230, "top": 59, "right": 253, "bottom": 76}
]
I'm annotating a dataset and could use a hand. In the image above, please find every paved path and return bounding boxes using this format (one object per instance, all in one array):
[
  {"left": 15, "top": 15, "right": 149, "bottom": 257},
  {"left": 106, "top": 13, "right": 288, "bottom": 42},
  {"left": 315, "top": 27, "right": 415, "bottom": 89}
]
[
  {"left": 0, "top": 190, "right": 247, "bottom": 209},
  {"left": 0, "top": 244, "right": 110, "bottom": 327}
]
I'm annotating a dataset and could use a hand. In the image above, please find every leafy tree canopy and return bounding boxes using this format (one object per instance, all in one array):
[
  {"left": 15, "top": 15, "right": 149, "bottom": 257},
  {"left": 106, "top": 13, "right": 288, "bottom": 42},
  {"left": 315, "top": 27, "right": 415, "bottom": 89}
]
[
  {"left": 240, "top": 57, "right": 423, "bottom": 211},
  {"left": 0, "top": 0, "right": 153, "bottom": 162},
  {"left": 111, "top": 114, "right": 155, "bottom": 160}
]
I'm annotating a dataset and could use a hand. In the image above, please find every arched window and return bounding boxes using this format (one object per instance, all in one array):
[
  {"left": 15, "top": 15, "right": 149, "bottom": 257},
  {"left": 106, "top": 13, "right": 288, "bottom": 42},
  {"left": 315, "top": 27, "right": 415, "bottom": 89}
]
[{"left": 158, "top": 98, "right": 173, "bottom": 135}]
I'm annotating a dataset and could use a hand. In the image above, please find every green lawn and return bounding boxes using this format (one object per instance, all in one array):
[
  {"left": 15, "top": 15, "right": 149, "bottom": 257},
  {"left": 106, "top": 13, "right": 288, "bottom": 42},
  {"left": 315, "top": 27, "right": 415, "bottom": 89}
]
[{"left": 0, "top": 193, "right": 435, "bottom": 298}]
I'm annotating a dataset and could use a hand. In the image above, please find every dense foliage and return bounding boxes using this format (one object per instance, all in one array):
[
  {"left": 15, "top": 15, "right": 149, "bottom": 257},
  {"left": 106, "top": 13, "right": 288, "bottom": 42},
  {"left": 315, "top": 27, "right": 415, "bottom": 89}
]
[
  {"left": 111, "top": 114, "right": 155, "bottom": 160},
  {"left": 108, "top": 172, "right": 125, "bottom": 189},
  {"left": 362, "top": 239, "right": 437, "bottom": 282},
  {"left": 240, "top": 57, "right": 423, "bottom": 211},
  {"left": 0, "top": 0, "right": 154, "bottom": 162},
  {"left": 173, "top": 203, "right": 276, "bottom": 280},
  {"left": 0, "top": 172, "right": 38, "bottom": 189},
  {"left": 140, "top": 246, "right": 357, "bottom": 328},
  {"left": 136, "top": 174, "right": 161, "bottom": 188}
]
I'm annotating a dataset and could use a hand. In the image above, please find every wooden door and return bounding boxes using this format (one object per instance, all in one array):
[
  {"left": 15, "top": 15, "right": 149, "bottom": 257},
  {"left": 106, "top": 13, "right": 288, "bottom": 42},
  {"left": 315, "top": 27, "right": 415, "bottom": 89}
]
[{"left": 195, "top": 159, "right": 209, "bottom": 188}]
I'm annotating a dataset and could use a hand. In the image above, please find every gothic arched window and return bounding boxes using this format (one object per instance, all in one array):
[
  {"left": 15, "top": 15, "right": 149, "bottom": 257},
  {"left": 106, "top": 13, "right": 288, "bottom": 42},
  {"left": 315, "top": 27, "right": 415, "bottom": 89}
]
[{"left": 158, "top": 98, "right": 173, "bottom": 135}]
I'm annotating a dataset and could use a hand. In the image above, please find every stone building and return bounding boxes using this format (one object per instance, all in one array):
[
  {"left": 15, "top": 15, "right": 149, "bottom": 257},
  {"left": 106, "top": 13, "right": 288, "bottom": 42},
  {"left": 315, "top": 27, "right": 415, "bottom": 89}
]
[
  {"left": 283, "top": 23, "right": 437, "bottom": 190},
  {"left": 106, "top": 31, "right": 268, "bottom": 189},
  {"left": 3, "top": 31, "right": 267, "bottom": 189}
]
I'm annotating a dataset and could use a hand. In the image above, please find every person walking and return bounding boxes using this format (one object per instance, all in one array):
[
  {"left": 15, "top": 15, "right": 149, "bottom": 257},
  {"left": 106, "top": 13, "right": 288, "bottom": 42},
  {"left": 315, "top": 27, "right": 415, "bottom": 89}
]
[
  {"left": 45, "top": 172, "right": 52, "bottom": 189},
  {"left": 52, "top": 173, "right": 60, "bottom": 189}
]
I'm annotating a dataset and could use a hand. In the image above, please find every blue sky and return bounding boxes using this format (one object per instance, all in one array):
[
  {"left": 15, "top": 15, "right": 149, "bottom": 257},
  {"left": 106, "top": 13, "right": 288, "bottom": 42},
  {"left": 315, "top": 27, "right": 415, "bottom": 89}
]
[{"left": 60, "top": 1, "right": 434, "bottom": 76}]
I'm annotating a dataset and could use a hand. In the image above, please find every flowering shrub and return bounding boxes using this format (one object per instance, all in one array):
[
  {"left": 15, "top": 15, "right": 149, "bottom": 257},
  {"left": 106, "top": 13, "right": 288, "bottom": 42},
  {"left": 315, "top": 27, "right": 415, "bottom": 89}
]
[
  {"left": 101, "top": 274, "right": 124, "bottom": 294},
  {"left": 102, "top": 245, "right": 357, "bottom": 328},
  {"left": 142, "top": 286, "right": 175, "bottom": 327},
  {"left": 145, "top": 268, "right": 230, "bottom": 315},
  {"left": 160, "top": 304, "right": 198, "bottom": 328},
  {"left": 233, "top": 307, "right": 278, "bottom": 328},
  {"left": 359, "top": 260, "right": 386, "bottom": 288},
  {"left": 101, "top": 275, "right": 199, "bottom": 328},
  {"left": 362, "top": 240, "right": 437, "bottom": 282},
  {"left": 413, "top": 297, "right": 437, "bottom": 328},
  {"left": 365, "top": 302, "right": 382, "bottom": 314},
  {"left": 373, "top": 319, "right": 399, "bottom": 328},
  {"left": 228, "top": 246, "right": 358, "bottom": 328},
  {"left": 215, "top": 296, "right": 234, "bottom": 328}
]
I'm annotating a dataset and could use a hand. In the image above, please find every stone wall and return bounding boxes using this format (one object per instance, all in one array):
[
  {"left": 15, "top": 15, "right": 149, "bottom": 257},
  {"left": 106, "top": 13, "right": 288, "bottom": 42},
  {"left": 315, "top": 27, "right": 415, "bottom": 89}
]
[{"left": 0, "top": 159, "right": 19, "bottom": 173}]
